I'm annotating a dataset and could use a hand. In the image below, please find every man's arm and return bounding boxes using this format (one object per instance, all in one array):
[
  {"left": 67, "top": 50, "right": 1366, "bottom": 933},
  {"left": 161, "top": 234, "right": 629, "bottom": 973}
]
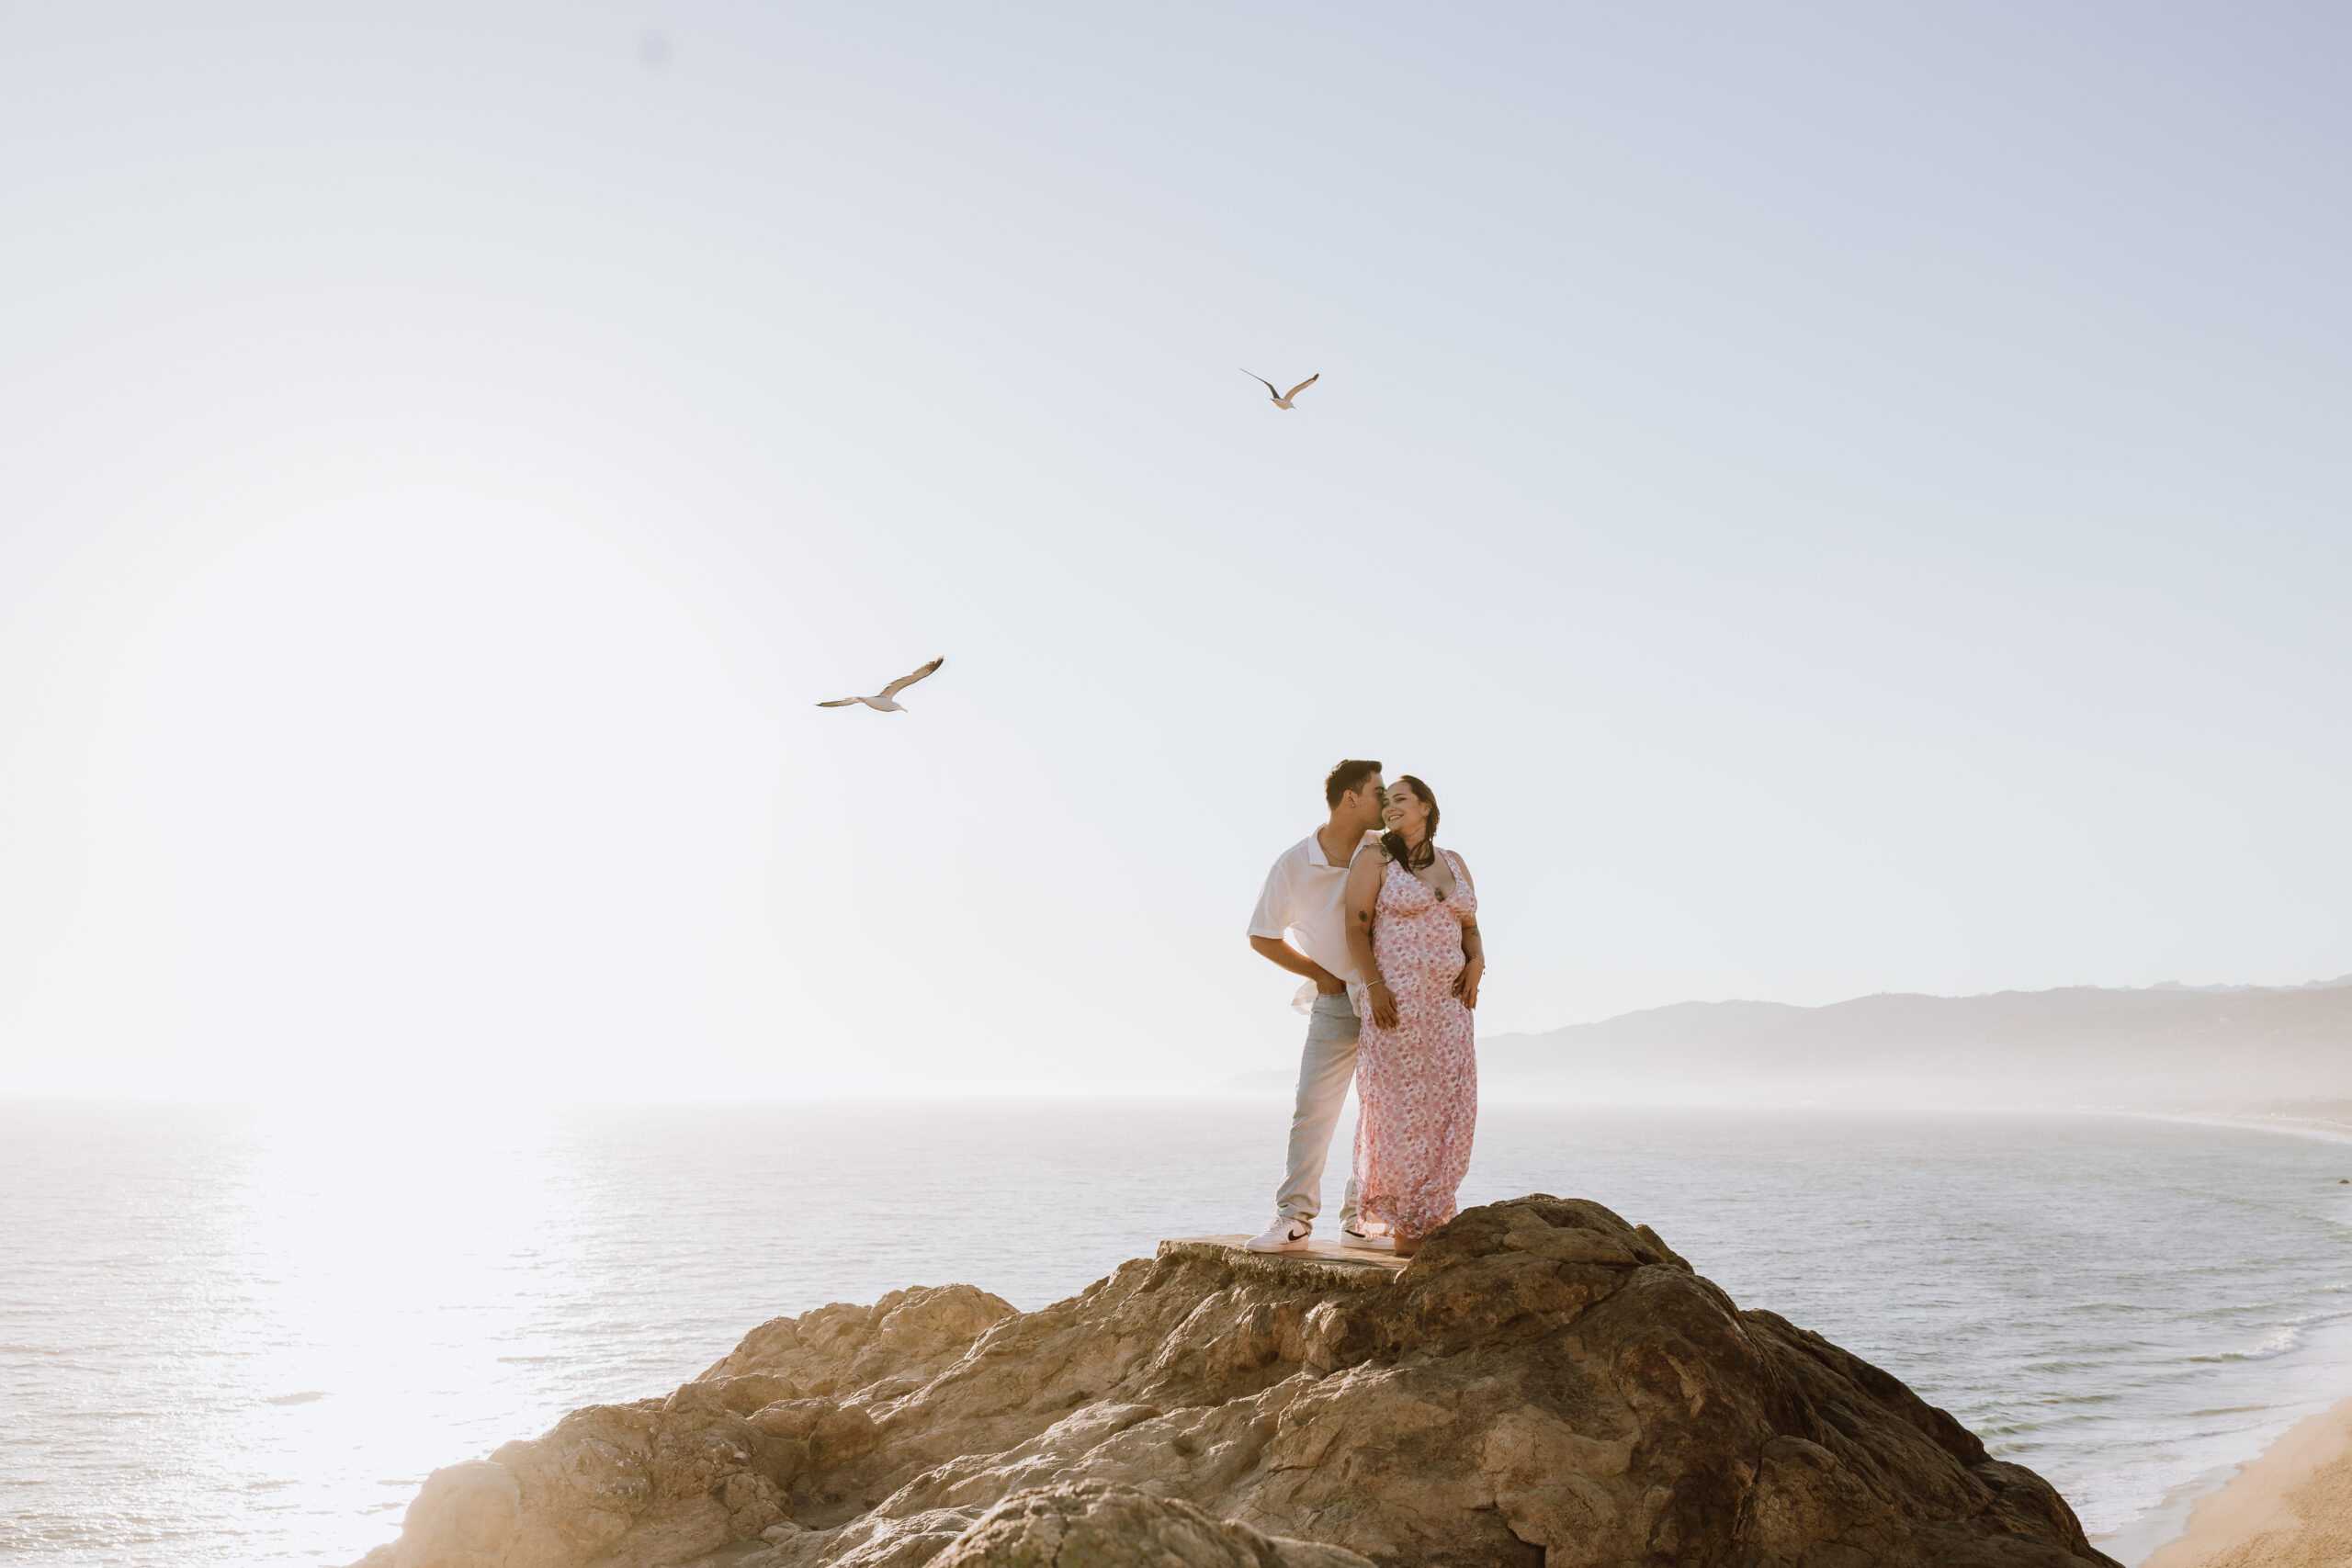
[
  {"left": 1250, "top": 934, "right": 1344, "bottom": 994},
  {"left": 1248, "top": 856, "right": 1343, "bottom": 994}
]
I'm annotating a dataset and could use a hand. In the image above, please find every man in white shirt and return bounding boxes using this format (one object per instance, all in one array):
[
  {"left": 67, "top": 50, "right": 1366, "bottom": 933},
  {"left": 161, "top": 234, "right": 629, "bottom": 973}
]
[{"left": 1242, "top": 759, "right": 1390, "bottom": 1253}]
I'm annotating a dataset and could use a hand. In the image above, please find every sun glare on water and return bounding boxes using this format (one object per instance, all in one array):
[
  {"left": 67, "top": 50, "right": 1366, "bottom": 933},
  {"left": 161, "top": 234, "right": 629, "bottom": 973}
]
[{"left": 203, "top": 1107, "right": 577, "bottom": 1554}]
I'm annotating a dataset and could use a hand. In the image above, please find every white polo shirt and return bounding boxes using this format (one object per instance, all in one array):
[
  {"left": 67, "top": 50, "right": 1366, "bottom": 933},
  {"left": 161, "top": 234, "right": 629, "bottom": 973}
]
[{"left": 1249, "top": 829, "right": 1377, "bottom": 987}]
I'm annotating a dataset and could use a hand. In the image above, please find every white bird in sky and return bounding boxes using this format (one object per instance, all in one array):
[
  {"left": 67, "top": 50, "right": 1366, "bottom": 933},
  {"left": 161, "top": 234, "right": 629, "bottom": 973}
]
[
  {"left": 816, "top": 657, "right": 944, "bottom": 713},
  {"left": 1243, "top": 370, "right": 1319, "bottom": 410}
]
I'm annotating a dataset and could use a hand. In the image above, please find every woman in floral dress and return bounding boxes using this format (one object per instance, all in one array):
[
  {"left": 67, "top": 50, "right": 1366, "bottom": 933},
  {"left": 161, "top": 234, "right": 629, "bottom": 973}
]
[{"left": 1341, "top": 775, "right": 1484, "bottom": 1257}]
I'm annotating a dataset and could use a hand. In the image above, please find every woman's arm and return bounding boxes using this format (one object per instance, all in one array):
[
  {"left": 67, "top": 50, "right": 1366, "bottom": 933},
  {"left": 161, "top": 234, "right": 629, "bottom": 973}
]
[
  {"left": 1450, "top": 852, "right": 1485, "bottom": 1009},
  {"left": 1453, "top": 921, "right": 1486, "bottom": 1009},
  {"left": 1345, "top": 850, "right": 1398, "bottom": 1028}
]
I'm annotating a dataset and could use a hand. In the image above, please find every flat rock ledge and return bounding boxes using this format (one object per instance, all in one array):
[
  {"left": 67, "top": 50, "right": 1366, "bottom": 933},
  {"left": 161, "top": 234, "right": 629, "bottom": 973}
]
[{"left": 352, "top": 1195, "right": 2120, "bottom": 1568}]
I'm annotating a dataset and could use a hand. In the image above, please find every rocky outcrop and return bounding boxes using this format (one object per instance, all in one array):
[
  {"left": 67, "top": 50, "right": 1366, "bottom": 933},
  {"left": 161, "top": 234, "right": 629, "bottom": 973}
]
[
  {"left": 930, "top": 1481, "right": 1374, "bottom": 1567},
  {"left": 354, "top": 1197, "right": 2118, "bottom": 1568}
]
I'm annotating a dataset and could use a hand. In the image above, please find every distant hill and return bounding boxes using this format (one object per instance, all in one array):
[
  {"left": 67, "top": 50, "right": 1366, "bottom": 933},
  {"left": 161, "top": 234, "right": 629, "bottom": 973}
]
[{"left": 1478, "top": 976, "right": 2352, "bottom": 1106}]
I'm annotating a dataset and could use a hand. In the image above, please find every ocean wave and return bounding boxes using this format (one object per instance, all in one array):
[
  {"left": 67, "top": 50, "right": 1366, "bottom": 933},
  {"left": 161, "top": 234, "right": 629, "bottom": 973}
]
[{"left": 2186, "top": 1307, "right": 2352, "bottom": 1364}]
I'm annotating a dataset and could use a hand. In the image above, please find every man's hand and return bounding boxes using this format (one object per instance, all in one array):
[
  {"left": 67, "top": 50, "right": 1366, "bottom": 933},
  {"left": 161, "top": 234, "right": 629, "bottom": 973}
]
[
  {"left": 1452, "top": 959, "right": 1484, "bottom": 1010},
  {"left": 1311, "top": 966, "right": 1345, "bottom": 995}
]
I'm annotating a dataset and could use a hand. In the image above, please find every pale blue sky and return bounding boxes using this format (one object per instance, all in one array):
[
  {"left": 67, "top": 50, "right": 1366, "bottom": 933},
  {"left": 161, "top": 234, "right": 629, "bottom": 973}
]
[{"left": 2, "top": 5, "right": 2346, "bottom": 1095}]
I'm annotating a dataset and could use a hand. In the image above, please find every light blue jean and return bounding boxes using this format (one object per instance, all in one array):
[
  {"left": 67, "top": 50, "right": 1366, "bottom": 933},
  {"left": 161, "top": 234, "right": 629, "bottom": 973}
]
[{"left": 1274, "top": 991, "right": 1363, "bottom": 1230}]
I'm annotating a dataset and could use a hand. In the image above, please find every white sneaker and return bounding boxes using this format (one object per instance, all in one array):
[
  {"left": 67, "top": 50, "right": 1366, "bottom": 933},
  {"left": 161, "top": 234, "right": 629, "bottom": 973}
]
[
  {"left": 1243, "top": 1217, "right": 1311, "bottom": 1252},
  {"left": 1339, "top": 1223, "right": 1391, "bottom": 1251}
]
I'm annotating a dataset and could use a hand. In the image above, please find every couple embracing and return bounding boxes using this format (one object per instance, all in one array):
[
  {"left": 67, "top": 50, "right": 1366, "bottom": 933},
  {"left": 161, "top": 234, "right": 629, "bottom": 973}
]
[{"left": 1245, "top": 760, "right": 1484, "bottom": 1259}]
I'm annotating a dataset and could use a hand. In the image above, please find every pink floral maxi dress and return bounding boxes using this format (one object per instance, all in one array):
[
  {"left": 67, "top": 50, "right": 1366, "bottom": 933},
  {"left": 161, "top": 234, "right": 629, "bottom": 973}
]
[{"left": 1352, "top": 848, "right": 1478, "bottom": 1235}]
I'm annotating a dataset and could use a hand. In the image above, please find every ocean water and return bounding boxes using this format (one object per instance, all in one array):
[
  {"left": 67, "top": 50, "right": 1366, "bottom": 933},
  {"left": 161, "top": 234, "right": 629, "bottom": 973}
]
[{"left": 3, "top": 1100, "right": 2348, "bottom": 1567}]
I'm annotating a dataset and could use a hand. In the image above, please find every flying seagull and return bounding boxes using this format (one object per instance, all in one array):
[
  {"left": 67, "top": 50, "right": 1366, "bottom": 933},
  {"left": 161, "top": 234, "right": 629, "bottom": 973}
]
[
  {"left": 816, "top": 657, "right": 944, "bottom": 713},
  {"left": 1243, "top": 370, "right": 1319, "bottom": 410}
]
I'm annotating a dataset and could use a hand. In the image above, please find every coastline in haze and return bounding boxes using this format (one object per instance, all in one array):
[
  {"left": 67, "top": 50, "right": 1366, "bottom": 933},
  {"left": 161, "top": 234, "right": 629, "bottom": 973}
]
[{"left": 1220, "top": 975, "right": 2352, "bottom": 1115}]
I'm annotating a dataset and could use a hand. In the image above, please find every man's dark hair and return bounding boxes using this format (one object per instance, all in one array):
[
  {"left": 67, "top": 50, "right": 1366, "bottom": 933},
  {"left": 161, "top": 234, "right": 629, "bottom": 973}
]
[{"left": 1324, "top": 759, "right": 1384, "bottom": 809}]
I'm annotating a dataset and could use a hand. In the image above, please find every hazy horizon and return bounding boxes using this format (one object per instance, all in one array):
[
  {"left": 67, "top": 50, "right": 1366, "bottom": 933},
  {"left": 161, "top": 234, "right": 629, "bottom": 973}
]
[
  {"left": 5, "top": 5, "right": 2349, "bottom": 1098},
  {"left": 6, "top": 969, "right": 2346, "bottom": 1107}
]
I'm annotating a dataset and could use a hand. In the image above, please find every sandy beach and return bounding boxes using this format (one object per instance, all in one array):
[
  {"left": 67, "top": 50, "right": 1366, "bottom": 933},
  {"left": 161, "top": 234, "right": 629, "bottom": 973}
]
[{"left": 2143, "top": 1398, "right": 2352, "bottom": 1568}]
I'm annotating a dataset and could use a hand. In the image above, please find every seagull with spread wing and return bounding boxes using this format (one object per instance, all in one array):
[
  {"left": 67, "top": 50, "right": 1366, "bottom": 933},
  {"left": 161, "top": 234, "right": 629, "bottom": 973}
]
[
  {"left": 816, "top": 657, "right": 944, "bottom": 713},
  {"left": 1243, "top": 370, "right": 1319, "bottom": 410}
]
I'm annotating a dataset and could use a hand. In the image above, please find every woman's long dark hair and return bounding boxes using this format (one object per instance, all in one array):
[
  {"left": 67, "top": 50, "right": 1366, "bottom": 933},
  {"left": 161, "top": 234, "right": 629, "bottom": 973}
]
[{"left": 1380, "top": 774, "right": 1440, "bottom": 872}]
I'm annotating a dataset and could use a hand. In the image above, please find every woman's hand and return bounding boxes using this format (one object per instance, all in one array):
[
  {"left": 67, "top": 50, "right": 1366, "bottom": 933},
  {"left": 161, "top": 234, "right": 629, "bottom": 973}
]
[
  {"left": 1452, "top": 958, "right": 1484, "bottom": 1010},
  {"left": 1367, "top": 980, "right": 1400, "bottom": 1029}
]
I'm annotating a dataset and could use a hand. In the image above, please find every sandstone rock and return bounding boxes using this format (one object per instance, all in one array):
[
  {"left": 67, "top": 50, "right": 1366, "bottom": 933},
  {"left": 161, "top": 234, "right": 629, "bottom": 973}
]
[
  {"left": 664, "top": 1373, "right": 802, "bottom": 1420},
  {"left": 811, "top": 1404, "right": 880, "bottom": 1471},
  {"left": 700, "top": 1286, "right": 1021, "bottom": 1396},
  {"left": 395, "top": 1460, "right": 521, "bottom": 1568},
  {"left": 928, "top": 1481, "right": 1374, "bottom": 1568},
  {"left": 750, "top": 1400, "right": 833, "bottom": 1443},
  {"left": 355, "top": 1196, "right": 2119, "bottom": 1568}
]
